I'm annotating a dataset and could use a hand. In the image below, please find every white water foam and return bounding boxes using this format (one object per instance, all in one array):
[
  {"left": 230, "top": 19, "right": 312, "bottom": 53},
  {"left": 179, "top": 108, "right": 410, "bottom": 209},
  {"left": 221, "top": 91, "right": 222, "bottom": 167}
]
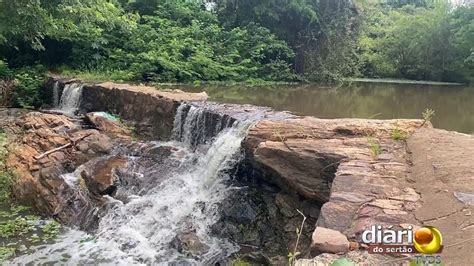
[
  {"left": 52, "top": 81, "right": 60, "bottom": 107},
  {"left": 13, "top": 104, "right": 249, "bottom": 265},
  {"left": 58, "top": 83, "right": 83, "bottom": 115}
]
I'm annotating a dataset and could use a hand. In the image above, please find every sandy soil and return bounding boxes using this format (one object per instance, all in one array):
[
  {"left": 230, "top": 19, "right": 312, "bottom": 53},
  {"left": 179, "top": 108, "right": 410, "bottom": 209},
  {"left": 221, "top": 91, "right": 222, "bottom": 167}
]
[{"left": 407, "top": 128, "right": 474, "bottom": 266}]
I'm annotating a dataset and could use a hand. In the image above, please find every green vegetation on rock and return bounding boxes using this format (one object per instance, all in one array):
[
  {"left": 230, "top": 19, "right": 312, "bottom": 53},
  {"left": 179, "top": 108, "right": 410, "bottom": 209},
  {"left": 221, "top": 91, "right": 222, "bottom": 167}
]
[
  {"left": 0, "top": 131, "right": 62, "bottom": 262},
  {"left": 0, "top": 204, "right": 63, "bottom": 262},
  {"left": 0, "top": 132, "right": 13, "bottom": 201},
  {"left": 367, "top": 137, "right": 381, "bottom": 158},
  {"left": 331, "top": 258, "right": 356, "bottom": 266},
  {"left": 391, "top": 122, "right": 408, "bottom": 140}
]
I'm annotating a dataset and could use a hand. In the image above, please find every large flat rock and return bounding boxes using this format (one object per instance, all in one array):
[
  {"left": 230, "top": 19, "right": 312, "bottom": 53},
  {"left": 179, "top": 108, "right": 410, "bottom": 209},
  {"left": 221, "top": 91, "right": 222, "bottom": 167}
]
[
  {"left": 243, "top": 116, "right": 431, "bottom": 262},
  {"left": 97, "top": 82, "right": 208, "bottom": 102},
  {"left": 407, "top": 128, "right": 474, "bottom": 264}
]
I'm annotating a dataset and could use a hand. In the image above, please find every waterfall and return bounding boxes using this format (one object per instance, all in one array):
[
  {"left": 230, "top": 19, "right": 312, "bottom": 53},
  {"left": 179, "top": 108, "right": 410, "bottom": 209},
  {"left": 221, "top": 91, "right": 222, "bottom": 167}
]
[
  {"left": 58, "top": 83, "right": 83, "bottom": 115},
  {"left": 13, "top": 103, "right": 251, "bottom": 265},
  {"left": 52, "top": 81, "right": 60, "bottom": 107},
  {"left": 172, "top": 103, "right": 235, "bottom": 147}
]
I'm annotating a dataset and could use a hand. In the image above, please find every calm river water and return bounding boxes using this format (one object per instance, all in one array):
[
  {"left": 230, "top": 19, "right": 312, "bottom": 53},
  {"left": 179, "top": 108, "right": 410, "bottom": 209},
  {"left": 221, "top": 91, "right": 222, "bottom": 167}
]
[{"left": 179, "top": 82, "right": 474, "bottom": 134}]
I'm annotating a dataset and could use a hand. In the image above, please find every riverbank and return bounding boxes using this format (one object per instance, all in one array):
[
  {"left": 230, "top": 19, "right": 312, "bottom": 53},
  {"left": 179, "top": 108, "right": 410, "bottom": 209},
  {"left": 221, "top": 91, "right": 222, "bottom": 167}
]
[{"left": 345, "top": 78, "right": 466, "bottom": 86}]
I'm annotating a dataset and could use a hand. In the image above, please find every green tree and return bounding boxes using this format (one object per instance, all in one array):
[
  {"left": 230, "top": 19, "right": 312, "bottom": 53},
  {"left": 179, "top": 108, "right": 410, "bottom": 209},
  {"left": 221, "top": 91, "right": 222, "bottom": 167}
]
[
  {"left": 357, "top": 0, "right": 473, "bottom": 83},
  {"left": 449, "top": 5, "right": 474, "bottom": 82},
  {"left": 105, "top": 1, "right": 296, "bottom": 82},
  {"left": 215, "top": 0, "right": 361, "bottom": 81},
  {"left": 0, "top": 0, "right": 51, "bottom": 50}
]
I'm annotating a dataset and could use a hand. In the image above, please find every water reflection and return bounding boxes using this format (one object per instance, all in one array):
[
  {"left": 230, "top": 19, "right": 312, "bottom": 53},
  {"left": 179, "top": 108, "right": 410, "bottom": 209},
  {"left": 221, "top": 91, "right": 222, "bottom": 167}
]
[{"left": 177, "top": 82, "right": 474, "bottom": 134}]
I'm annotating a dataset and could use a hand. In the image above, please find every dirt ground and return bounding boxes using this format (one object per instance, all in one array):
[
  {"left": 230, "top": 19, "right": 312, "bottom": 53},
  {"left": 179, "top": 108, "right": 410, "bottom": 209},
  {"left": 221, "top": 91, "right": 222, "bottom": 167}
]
[{"left": 407, "top": 128, "right": 474, "bottom": 266}]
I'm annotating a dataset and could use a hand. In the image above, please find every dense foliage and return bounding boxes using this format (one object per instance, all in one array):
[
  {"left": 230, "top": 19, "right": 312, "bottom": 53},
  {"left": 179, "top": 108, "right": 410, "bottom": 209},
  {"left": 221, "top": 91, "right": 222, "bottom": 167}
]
[
  {"left": 102, "top": 2, "right": 296, "bottom": 82},
  {"left": 358, "top": 1, "right": 474, "bottom": 83},
  {"left": 215, "top": 0, "right": 362, "bottom": 81},
  {"left": 0, "top": 0, "right": 472, "bottom": 107},
  {"left": 0, "top": 0, "right": 296, "bottom": 84}
]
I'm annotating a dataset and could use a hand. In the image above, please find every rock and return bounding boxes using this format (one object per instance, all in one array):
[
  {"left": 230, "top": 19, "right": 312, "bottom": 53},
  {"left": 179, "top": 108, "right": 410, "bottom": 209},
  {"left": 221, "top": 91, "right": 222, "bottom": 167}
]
[
  {"left": 85, "top": 112, "right": 131, "bottom": 138},
  {"left": 389, "top": 187, "right": 420, "bottom": 202},
  {"left": 231, "top": 252, "right": 272, "bottom": 265},
  {"left": 310, "top": 227, "right": 350, "bottom": 255},
  {"left": 78, "top": 81, "right": 208, "bottom": 140},
  {"left": 305, "top": 204, "right": 321, "bottom": 219},
  {"left": 296, "top": 251, "right": 388, "bottom": 266},
  {"left": 0, "top": 108, "right": 30, "bottom": 128},
  {"left": 83, "top": 132, "right": 114, "bottom": 153},
  {"left": 275, "top": 192, "right": 299, "bottom": 217},
  {"left": 453, "top": 191, "right": 474, "bottom": 205},
  {"left": 212, "top": 187, "right": 312, "bottom": 257},
  {"left": 170, "top": 232, "right": 210, "bottom": 257},
  {"left": 243, "top": 117, "right": 424, "bottom": 203},
  {"left": 4, "top": 112, "right": 129, "bottom": 227},
  {"left": 349, "top": 241, "right": 359, "bottom": 251},
  {"left": 81, "top": 156, "right": 127, "bottom": 196},
  {"left": 367, "top": 199, "right": 404, "bottom": 210},
  {"left": 221, "top": 192, "right": 259, "bottom": 224},
  {"left": 240, "top": 113, "right": 426, "bottom": 256},
  {"left": 140, "top": 144, "right": 173, "bottom": 162}
]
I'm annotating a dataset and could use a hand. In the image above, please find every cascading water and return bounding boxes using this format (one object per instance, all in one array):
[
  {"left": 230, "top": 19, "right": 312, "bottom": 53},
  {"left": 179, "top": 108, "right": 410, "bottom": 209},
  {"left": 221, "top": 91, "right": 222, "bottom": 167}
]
[
  {"left": 52, "top": 81, "right": 60, "bottom": 107},
  {"left": 172, "top": 103, "right": 235, "bottom": 147},
  {"left": 58, "top": 83, "right": 83, "bottom": 115},
  {"left": 13, "top": 103, "right": 250, "bottom": 265}
]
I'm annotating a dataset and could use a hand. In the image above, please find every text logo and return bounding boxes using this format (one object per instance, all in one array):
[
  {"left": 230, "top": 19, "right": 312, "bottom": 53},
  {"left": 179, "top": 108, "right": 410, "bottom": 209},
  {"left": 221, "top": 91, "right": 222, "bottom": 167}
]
[
  {"left": 413, "top": 226, "right": 443, "bottom": 254},
  {"left": 361, "top": 225, "right": 443, "bottom": 255}
]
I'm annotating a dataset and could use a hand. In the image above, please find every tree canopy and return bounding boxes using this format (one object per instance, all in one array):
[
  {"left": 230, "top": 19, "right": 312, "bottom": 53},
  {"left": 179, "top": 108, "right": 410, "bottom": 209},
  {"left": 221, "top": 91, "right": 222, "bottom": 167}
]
[
  {"left": 0, "top": 0, "right": 472, "bottom": 94},
  {"left": 358, "top": 0, "right": 473, "bottom": 82}
]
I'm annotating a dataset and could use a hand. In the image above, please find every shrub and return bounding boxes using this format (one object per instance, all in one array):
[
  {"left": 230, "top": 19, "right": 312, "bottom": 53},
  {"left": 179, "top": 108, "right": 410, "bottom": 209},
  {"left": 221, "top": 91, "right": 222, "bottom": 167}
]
[
  {"left": 0, "top": 60, "right": 12, "bottom": 78},
  {"left": 391, "top": 122, "right": 408, "bottom": 141},
  {"left": 367, "top": 137, "right": 381, "bottom": 158},
  {"left": 0, "top": 132, "right": 13, "bottom": 202},
  {"left": 11, "top": 66, "right": 46, "bottom": 108}
]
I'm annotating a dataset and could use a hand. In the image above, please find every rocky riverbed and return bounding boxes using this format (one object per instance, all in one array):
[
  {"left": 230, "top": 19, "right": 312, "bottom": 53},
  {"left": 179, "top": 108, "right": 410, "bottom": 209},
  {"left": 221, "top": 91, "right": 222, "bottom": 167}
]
[{"left": 1, "top": 78, "right": 473, "bottom": 265}]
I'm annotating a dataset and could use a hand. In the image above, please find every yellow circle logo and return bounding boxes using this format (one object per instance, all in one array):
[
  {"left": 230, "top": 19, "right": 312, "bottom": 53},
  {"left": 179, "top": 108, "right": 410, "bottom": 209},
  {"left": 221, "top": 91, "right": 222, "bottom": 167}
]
[{"left": 413, "top": 226, "right": 443, "bottom": 254}]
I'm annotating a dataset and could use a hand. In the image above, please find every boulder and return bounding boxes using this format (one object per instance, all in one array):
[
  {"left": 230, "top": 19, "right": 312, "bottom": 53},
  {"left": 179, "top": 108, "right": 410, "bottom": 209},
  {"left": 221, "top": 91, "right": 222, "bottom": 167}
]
[
  {"left": 81, "top": 156, "right": 127, "bottom": 196},
  {"left": 243, "top": 117, "right": 426, "bottom": 203},
  {"left": 4, "top": 112, "right": 129, "bottom": 227},
  {"left": 170, "top": 232, "right": 210, "bottom": 257},
  {"left": 85, "top": 112, "right": 132, "bottom": 138},
  {"left": 310, "top": 227, "right": 350, "bottom": 255}
]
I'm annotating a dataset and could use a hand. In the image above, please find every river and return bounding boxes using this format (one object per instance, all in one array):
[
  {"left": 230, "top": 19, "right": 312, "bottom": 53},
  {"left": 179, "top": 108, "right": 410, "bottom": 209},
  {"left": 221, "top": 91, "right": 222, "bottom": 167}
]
[
  {"left": 2, "top": 80, "right": 473, "bottom": 264},
  {"left": 178, "top": 82, "right": 474, "bottom": 134}
]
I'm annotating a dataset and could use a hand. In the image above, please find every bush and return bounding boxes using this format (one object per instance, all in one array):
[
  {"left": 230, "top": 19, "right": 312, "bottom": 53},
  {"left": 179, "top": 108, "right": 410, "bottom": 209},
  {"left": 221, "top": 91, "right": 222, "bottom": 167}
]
[
  {"left": 2, "top": 1, "right": 297, "bottom": 83},
  {"left": 1, "top": 60, "right": 45, "bottom": 108},
  {"left": 92, "top": 2, "right": 297, "bottom": 83},
  {"left": 11, "top": 66, "right": 46, "bottom": 108},
  {"left": 0, "top": 132, "right": 13, "bottom": 202},
  {"left": 0, "top": 60, "right": 12, "bottom": 79}
]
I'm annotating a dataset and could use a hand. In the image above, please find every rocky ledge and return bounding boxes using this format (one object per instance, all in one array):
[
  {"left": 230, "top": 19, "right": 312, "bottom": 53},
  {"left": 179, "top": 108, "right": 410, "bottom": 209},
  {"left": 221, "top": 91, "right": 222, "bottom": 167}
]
[
  {"left": 5, "top": 77, "right": 472, "bottom": 264},
  {"left": 243, "top": 117, "right": 431, "bottom": 261},
  {"left": 46, "top": 77, "right": 208, "bottom": 139},
  {"left": 4, "top": 111, "right": 134, "bottom": 227}
]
